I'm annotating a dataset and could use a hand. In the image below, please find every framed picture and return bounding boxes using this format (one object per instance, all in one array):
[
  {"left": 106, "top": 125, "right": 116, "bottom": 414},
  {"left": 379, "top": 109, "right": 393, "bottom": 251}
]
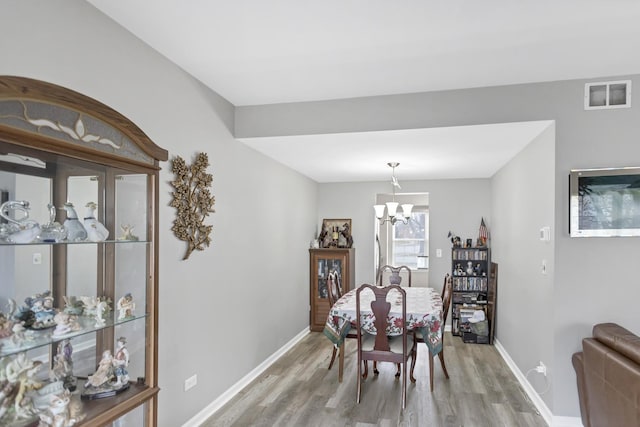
[
  {"left": 569, "top": 167, "right": 640, "bottom": 237},
  {"left": 320, "top": 218, "right": 352, "bottom": 248}
]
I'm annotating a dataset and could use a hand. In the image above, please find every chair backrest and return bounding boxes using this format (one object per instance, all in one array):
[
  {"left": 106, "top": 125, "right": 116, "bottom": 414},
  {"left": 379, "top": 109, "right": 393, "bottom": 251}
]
[
  {"left": 356, "top": 284, "right": 408, "bottom": 362},
  {"left": 376, "top": 265, "right": 412, "bottom": 287},
  {"left": 327, "top": 270, "right": 342, "bottom": 306},
  {"left": 441, "top": 274, "right": 453, "bottom": 324}
]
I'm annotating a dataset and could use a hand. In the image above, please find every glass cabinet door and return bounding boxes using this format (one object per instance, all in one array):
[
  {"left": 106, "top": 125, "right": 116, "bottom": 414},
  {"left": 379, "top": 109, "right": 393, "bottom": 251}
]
[{"left": 316, "top": 257, "right": 343, "bottom": 299}]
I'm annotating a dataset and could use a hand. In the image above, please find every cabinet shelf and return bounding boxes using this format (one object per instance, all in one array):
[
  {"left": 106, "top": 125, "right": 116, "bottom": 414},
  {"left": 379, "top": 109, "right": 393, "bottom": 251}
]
[
  {"left": 0, "top": 239, "right": 150, "bottom": 246},
  {"left": 0, "top": 313, "right": 149, "bottom": 358}
]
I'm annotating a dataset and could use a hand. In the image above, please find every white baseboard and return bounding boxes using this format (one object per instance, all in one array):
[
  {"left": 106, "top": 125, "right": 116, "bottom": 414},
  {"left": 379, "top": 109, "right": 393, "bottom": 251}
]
[
  {"left": 181, "top": 327, "right": 310, "bottom": 427},
  {"left": 493, "top": 339, "right": 583, "bottom": 427}
]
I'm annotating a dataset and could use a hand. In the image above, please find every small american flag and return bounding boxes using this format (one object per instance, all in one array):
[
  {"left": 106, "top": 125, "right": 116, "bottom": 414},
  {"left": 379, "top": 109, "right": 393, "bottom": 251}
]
[{"left": 479, "top": 217, "right": 489, "bottom": 244}]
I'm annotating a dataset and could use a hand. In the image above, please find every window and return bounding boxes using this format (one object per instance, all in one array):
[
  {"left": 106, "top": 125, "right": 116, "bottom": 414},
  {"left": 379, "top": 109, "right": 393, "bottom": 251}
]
[{"left": 391, "top": 208, "right": 428, "bottom": 269}]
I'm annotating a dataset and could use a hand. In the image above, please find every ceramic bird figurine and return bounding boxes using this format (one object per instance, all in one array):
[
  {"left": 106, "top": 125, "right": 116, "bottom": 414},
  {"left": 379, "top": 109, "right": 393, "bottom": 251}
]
[
  {"left": 60, "top": 202, "right": 87, "bottom": 242},
  {"left": 0, "top": 200, "right": 41, "bottom": 243},
  {"left": 83, "top": 202, "right": 109, "bottom": 242}
]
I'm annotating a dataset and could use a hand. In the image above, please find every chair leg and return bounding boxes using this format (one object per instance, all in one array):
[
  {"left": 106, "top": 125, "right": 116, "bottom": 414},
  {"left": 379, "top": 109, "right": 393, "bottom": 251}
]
[
  {"left": 409, "top": 343, "right": 417, "bottom": 383},
  {"left": 362, "top": 360, "right": 368, "bottom": 379},
  {"left": 401, "top": 360, "right": 407, "bottom": 409},
  {"left": 429, "top": 352, "right": 434, "bottom": 392},
  {"left": 438, "top": 348, "right": 449, "bottom": 379},
  {"left": 338, "top": 345, "right": 344, "bottom": 383},
  {"left": 373, "top": 361, "right": 379, "bottom": 375},
  {"left": 395, "top": 363, "right": 401, "bottom": 378},
  {"left": 357, "top": 355, "right": 362, "bottom": 404},
  {"left": 328, "top": 346, "right": 337, "bottom": 370}
]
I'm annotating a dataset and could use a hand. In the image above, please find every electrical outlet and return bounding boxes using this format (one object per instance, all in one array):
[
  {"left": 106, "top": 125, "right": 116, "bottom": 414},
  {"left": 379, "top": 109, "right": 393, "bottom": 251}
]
[
  {"left": 536, "top": 361, "right": 547, "bottom": 376},
  {"left": 184, "top": 374, "right": 197, "bottom": 391}
]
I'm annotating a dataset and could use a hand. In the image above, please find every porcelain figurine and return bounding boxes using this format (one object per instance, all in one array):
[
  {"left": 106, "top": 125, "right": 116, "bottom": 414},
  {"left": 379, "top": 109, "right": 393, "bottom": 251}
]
[
  {"left": 83, "top": 202, "right": 109, "bottom": 242},
  {"left": 50, "top": 339, "right": 76, "bottom": 391},
  {"left": 85, "top": 350, "right": 115, "bottom": 389},
  {"left": 0, "top": 200, "right": 41, "bottom": 244},
  {"left": 38, "top": 203, "right": 68, "bottom": 242},
  {"left": 94, "top": 301, "right": 108, "bottom": 327},
  {"left": 1, "top": 352, "right": 43, "bottom": 420},
  {"left": 117, "top": 293, "right": 135, "bottom": 321},
  {"left": 118, "top": 224, "right": 139, "bottom": 241},
  {"left": 62, "top": 296, "right": 83, "bottom": 316},
  {"left": 14, "top": 291, "right": 57, "bottom": 330},
  {"left": 52, "top": 312, "right": 81, "bottom": 337},
  {"left": 37, "top": 388, "right": 83, "bottom": 427},
  {"left": 113, "top": 337, "right": 130, "bottom": 387},
  {"left": 60, "top": 202, "right": 87, "bottom": 242},
  {"left": 79, "top": 296, "right": 111, "bottom": 318}
]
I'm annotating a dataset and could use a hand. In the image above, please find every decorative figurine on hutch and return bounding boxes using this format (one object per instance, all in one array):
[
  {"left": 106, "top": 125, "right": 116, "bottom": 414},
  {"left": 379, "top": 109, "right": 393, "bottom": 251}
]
[
  {"left": 50, "top": 339, "right": 76, "bottom": 392},
  {"left": 52, "top": 312, "right": 81, "bottom": 337},
  {"left": 60, "top": 202, "right": 87, "bottom": 242},
  {"left": 0, "top": 200, "right": 41, "bottom": 244},
  {"left": 117, "top": 293, "right": 135, "bottom": 321},
  {"left": 340, "top": 222, "right": 353, "bottom": 248},
  {"left": 318, "top": 224, "right": 328, "bottom": 248},
  {"left": 94, "top": 300, "right": 108, "bottom": 327},
  {"left": 118, "top": 224, "right": 139, "bottom": 241},
  {"left": 38, "top": 203, "right": 68, "bottom": 242},
  {"left": 62, "top": 296, "right": 84, "bottom": 316},
  {"left": 37, "top": 388, "right": 84, "bottom": 426},
  {"left": 0, "top": 351, "right": 44, "bottom": 421},
  {"left": 14, "top": 291, "right": 57, "bottom": 330},
  {"left": 113, "top": 337, "right": 130, "bottom": 387},
  {"left": 0, "top": 310, "right": 13, "bottom": 339},
  {"left": 82, "top": 343, "right": 130, "bottom": 399},
  {"left": 83, "top": 201, "right": 109, "bottom": 242}
]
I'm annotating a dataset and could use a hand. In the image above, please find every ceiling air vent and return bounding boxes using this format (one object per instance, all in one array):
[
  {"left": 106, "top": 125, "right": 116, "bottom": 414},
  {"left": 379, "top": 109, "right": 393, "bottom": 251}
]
[{"left": 584, "top": 80, "right": 631, "bottom": 110}]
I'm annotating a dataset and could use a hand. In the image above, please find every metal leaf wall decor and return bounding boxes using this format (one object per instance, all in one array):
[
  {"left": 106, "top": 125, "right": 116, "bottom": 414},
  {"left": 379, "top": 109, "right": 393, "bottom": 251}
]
[{"left": 170, "top": 152, "right": 215, "bottom": 260}]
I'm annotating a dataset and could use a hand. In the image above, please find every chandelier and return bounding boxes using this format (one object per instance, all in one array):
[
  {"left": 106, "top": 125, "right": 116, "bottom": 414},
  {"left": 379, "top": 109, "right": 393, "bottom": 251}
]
[{"left": 374, "top": 162, "right": 413, "bottom": 225}]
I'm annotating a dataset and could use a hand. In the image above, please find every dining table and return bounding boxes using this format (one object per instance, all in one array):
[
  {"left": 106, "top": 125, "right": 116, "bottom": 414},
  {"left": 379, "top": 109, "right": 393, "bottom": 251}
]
[{"left": 323, "top": 285, "right": 444, "bottom": 382}]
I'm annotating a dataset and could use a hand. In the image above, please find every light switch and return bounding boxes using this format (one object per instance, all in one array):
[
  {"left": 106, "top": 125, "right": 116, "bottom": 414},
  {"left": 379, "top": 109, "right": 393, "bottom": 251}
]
[{"left": 436, "top": 249, "right": 442, "bottom": 258}]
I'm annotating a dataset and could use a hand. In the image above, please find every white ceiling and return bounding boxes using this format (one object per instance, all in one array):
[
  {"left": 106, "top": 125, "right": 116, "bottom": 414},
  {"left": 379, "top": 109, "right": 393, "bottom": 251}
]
[
  {"left": 88, "top": 1, "right": 640, "bottom": 182},
  {"left": 239, "top": 121, "right": 553, "bottom": 182}
]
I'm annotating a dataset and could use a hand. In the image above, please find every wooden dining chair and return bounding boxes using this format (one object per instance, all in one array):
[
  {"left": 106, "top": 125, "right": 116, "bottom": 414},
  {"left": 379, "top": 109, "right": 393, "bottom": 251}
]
[
  {"left": 376, "top": 265, "right": 412, "bottom": 287},
  {"left": 356, "top": 284, "right": 416, "bottom": 409},
  {"left": 373, "top": 264, "right": 412, "bottom": 377},
  {"left": 410, "top": 273, "right": 452, "bottom": 391},
  {"left": 326, "top": 270, "right": 361, "bottom": 382},
  {"left": 327, "top": 270, "right": 343, "bottom": 370}
]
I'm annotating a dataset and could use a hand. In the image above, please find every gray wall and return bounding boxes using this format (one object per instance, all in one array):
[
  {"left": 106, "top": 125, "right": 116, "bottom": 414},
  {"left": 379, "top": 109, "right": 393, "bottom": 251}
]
[
  {"left": 1, "top": 2, "right": 317, "bottom": 426},
  {"left": 491, "top": 124, "right": 556, "bottom": 407},
  {"left": 237, "top": 77, "right": 640, "bottom": 417}
]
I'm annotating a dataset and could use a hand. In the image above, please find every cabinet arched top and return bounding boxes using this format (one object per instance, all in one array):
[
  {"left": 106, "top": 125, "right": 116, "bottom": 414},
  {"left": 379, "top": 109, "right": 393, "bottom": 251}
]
[{"left": 0, "top": 76, "right": 168, "bottom": 168}]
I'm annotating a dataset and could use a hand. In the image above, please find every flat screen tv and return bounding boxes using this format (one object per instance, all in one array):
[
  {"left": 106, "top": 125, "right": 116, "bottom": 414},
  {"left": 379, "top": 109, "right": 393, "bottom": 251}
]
[{"left": 570, "top": 167, "right": 640, "bottom": 237}]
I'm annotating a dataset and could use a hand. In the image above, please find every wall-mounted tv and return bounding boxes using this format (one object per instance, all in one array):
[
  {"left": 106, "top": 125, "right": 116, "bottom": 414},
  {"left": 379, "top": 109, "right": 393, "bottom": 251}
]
[{"left": 570, "top": 167, "right": 640, "bottom": 237}]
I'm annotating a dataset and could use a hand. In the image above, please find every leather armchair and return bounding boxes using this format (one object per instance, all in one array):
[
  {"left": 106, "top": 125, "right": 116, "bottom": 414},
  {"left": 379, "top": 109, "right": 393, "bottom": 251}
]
[{"left": 572, "top": 323, "right": 640, "bottom": 427}]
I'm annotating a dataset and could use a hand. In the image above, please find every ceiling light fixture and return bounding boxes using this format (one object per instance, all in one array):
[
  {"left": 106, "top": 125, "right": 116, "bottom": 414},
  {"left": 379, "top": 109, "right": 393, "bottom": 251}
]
[{"left": 374, "top": 162, "right": 413, "bottom": 225}]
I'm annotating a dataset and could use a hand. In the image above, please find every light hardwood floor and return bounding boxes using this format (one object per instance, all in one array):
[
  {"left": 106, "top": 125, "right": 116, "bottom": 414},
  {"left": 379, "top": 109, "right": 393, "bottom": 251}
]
[{"left": 202, "top": 332, "right": 547, "bottom": 427}]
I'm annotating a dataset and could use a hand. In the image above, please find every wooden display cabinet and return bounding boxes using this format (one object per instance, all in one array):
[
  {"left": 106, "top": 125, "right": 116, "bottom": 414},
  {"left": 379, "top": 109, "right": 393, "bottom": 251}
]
[
  {"left": 309, "top": 248, "right": 355, "bottom": 332},
  {"left": 0, "top": 76, "right": 167, "bottom": 426}
]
